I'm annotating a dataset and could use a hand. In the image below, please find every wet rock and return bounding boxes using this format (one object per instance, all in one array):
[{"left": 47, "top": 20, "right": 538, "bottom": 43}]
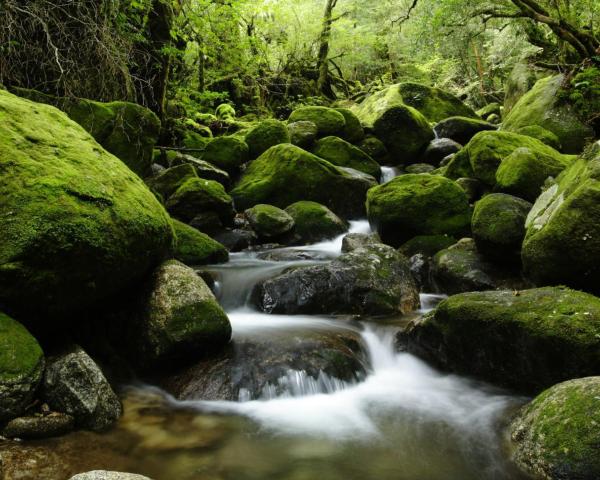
[
  {"left": 255, "top": 250, "right": 329, "bottom": 262},
  {"left": 434, "top": 116, "right": 496, "bottom": 145},
  {"left": 2, "top": 412, "right": 74, "bottom": 439},
  {"left": 421, "top": 138, "right": 462, "bottom": 166},
  {"left": 69, "top": 472, "right": 153, "bottom": 480},
  {"left": 42, "top": 345, "right": 122, "bottom": 431},
  {"left": 253, "top": 243, "right": 419, "bottom": 315},
  {"left": 431, "top": 238, "right": 528, "bottom": 294},
  {"left": 341, "top": 233, "right": 381, "bottom": 252},
  {"left": 162, "top": 330, "right": 366, "bottom": 401},
  {"left": 398, "top": 287, "right": 600, "bottom": 393},
  {"left": 408, "top": 253, "right": 432, "bottom": 291},
  {"left": 213, "top": 228, "right": 258, "bottom": 252}
]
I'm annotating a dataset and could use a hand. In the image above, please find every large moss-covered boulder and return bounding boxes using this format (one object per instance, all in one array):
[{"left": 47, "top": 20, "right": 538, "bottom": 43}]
[
  {"left": 0, "top": 313, "right": 44, "bottom": 422},
  {"left": 399, "top": 287, "right": 600, "bottom": 393},
  {"left": 357, "top": 136, "right": 391, "bottom": 165},
  {"left": 514, "top": 125, "right": 562, "bottom": 150},
  {"left": 288, "top": 106, "right": 346, "bottom": 137},
  {"left": 312, "top": 136, "right": 381, "bottom": 179},
  {"left": 511, "top": 377, "right": 600, "bottom": 480},
  {"left": 503, "top": 75, "right": 594, "bottom": 154},
  {"left": 202, "top": 136, "right": 249, "bottom": 175},
  {"left": 166, "top": 177, "right": 235, "bottom": 224},
  {"left": 334, "top": 107, "right": 365, "bottom": 143},
  {"left": 285, "top": 201, "right": 348, "bottom": 244},
  {"left": 398, "top": 82, "right": 478, "bottom": 122},
  {"left": 504, "top": 63, "right": 550, "bottom": 113},
  {"left": 12, "top": 88, "right": 160, "bottom": 177},
  {"left": 126, "top": 260, "right": 231, "bottom": 368},
  {"left": 172, "top": 219, "right": 228, "bottom": 265},
  {"left": 495, "top": 147, "right": 571, "bottom": 202},
  {"left": 0, "top": 90, "right": 174, "bottom": 319},
  {"left": 445, "top": 130, "right": 569, "bottom": 187},
  {"left": 146, "top": 164, "right": 197, "bottom": 200},
  {"left": 366, "top": 174, "right": 472, "bottom": 247},
  {"left": 355, "top": 85, "right": 434, "bottom": 163},
  {"left": 244, "top": 119, "right": 291, "bottom": 158},
  {"left": 231, "top": 144, "right": 377, "bottom": 218},
  {"left": 167, "top": 152, "right": 230, "bottom": 187},
  {"left": 288, "top": 121, "right": 318, "bottom": 148},
  {"left": 522, "top": 154, "right": 600, "bottom": 294},
  {"left": 471, "top": 193, "right": 532, "bottom": 262},
  {"left": 244, "top": 204, "right": 295, "bottom": 240},
  {"left": 433, "top": 116, "right": 496, "bottom": 145}
]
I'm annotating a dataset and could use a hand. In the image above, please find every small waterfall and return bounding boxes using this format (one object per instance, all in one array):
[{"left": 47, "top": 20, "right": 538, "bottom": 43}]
[{"left": 380, "top": 166, "right": 399, "bottom": 183}]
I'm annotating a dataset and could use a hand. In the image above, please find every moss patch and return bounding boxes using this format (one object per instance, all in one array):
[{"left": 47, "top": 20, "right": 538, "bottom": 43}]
[
  {"left": 285, "top": 201, "right": 348, "bottom": 244},
  {"left": 312, "top": 136, "right": 381, "bottom": 179},
  {"left": 245, "top": 119, "right": 291, "bottom": 158},
  {"left": 288, "top": 106, "right": 346, "bottom": 137},
  {"left": 172, "top": 219, "right": 228, "bottom": 265},
  {"left": 398, "top": 82, "right": 477, "bottom": 122}
]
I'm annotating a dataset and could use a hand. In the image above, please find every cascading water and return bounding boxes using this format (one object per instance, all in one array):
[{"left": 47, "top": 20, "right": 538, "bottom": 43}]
[{"left": 380, "top": 166, "right": 400, "bottom": 183}]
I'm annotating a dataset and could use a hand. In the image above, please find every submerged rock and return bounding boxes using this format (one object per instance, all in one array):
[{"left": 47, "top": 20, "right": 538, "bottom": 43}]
[
  {"left": 2, "top": 412, "right": 74, "bottom": 439},
  {"left": 69, "top": 472, "right": 153, "bottom": 480},
  {"left": 511, "top": 376, "right": 600, "bottom": 480},
  {"left": 399, "top": 287, "right": 600, "bottom": 393},
  {"left": 253, "top": 243, "right": 419, "bottom": 315},
  {"left": 42, "top": 345, "right": 122, "bottom": 431}
]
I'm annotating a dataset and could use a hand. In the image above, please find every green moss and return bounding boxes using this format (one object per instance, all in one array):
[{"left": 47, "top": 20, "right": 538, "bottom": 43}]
[
  {"left": 503, "top": 75, "right": 594, "bottom": 154},
  {"left": 445, "top": 130, "right": 569, "bottom": 187},
  {"left": 471, "top": 193, "right": 531, "bottom": 261},
  {"left": 399, "top": 234, "right": 457, "bottom": 257},
  {"left": 334, "top": 108, "right": 365, "bottom": 143},
  {"left": 172, "top": 219, "right": 228, "bottom": 265},
  {"left": 0, "top": 313, "right": 43, "bottom": 383},
  {"left": 245, "top": 204, "right": 295, "bottom": 238},
  {"left": 285, "top": 201, "right": 348, "bottom": 243},
  {"left": 231, "top": 144, "right": 376, "bottom": 218},
  {"left": 202, "top": 136, "right": 249, "bottom": 174},
  {"left": 511, "top": 377, "right": 600, "bottom": 479},
  {"left": 245, "top": 119, "right": 291, "bottom": 158},
  {"left": 514, "top": 125, "right": 562, "bottom": 150},
  {"left": 215, "top": 103, "right": 236, "bottom": 121},
  {"left": 166, "top": 177, "right": 234, "bottom": 223},
  {"left": 562, "top": 67, "right": 600, "bottom": 131},
  {"left": 476, "top": 103, "right": 501, "bottom": 119},
  {"left": 147, "top": 164, "right": 198, "bottom": 201},
  {"left": 0, "top": 90, "right": 174, "bottom": 318},
  {"left": 288, "top": 121, "right": 318, "bottom": 148},
  {"left": 312, "top": 136, "right": 381, "bottom": 179},
  {"left": 366, "top": 174, "right": 472, "bottom": 247},
  {"left": 288, "top": 106, "right": 346, "bottom": 137},
  {"left": 357, "top": 136, "right": 390, "bottom": 165},
  {"left": 398, "top": 82, "right": 478, "bottom": 122},
  {"left": 504, "top": 63, "right": 549, "bottom": 113}
]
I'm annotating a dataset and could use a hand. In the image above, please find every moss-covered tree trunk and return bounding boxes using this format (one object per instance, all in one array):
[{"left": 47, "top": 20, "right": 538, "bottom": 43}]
[{"left": 316, "top": 0, "right": 338, "bottom": 98}]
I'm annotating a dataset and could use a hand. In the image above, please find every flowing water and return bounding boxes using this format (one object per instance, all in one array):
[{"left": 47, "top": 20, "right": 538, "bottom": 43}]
[{"left": 0, "top": 219, "right": 531, "bottom": 480}]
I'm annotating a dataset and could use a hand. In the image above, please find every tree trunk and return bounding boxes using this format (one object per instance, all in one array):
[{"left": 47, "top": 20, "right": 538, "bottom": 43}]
[{"left": 316, "top": 0, "right": 338, "bottom": 98}]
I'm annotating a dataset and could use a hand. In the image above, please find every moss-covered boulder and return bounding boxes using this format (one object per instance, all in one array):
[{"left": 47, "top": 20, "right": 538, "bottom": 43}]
[
  {"left": 128, "top": 260, "right": 231, "bottom": 368},
  {"left": 285, "top": 201, "right": 348, "bottom": 244},
  {"left": 355, "top": 85, "right": 434, "bottom": 163},
  {"left": 335, "top": 107, "right": 365, "bottom": 143},
  {"left": 0, "top": 313, "right": 44, "bottom": 422},
  {"left": 231, "top": 144, "right": 377, "bottom": 218},
  {"left": 433, "top": 116, "right": 497, "bottom": 145},
  {"left": 288, "top": 121, "right": 318, "bottom": 148},
  {"left": 399, "top": 235, "right": 456, "bottom": 258},
  {"left": 503, "top": 75, "right": 594, "bottom": 154},
  {"left": 522, "top": 154, "right": 600, "bottom": 294},
  {"left": 397, "top": 82, "right": 477, "bottom": 122},
  {"left": 399, "top": 287, "right": 600, "bottom": 393},
  {"left": 514, "top": 125, "right": 562, "bottom": 150},
  {"left": 167, "top": 152, "right": 230, "bottom": 187},
  {"left": 0, "top": 90, "right": 174, "bottom": 319},
  {"left": 12, "top": 88, "right": 160, "bottom": 177},
  {"left": 445, "top": 130, "right": 568, "bottom": 187},
  {"left": 511, "top": 377, "right": 600, "bottom": 480},
  {"left": 357, "top": 136, "right": 391, "bottom": 165},
  {"left": 288, "top": 106, "right": 346, "bottom": 137},
  {"left": 421, "top": 138, "right": 463, "bottom": 166},
  {"left": 312, "top": 136, "right": 381, "bottom": 179},
  {"left": 215, "top": 103, "right": 236, "bottom": 121},
  {"left": 146, "top": 163, "right": 197, "bottom": 201},
  {"left": 472, "top": 193, "right": 532, "bottom": 262},
  {"left": 172, "top": 219, "right": 228, "bottom": 265},
  {"left": 245, "top": 204, "right": 295, "bottom": 240},
  {"left": 495, "top": 147, "right": 571, "bottom": 202},
  {"left": 202, "top": 136, "right": 249, "bottom": 175},
  {"left": 366, "top": 174, "right": 471, "bottom": 247},
  {"left": 166, "top": 177, "right": 235, "bottom": 224},
  {"left": 244, "top": 119, "right": 291, "bottom": 158},
  {"left": 504, "top": 63, "right": 551, "bottom": 113},
  {"left": 476, "top": 102, "right": 502, "bottom": 120}
]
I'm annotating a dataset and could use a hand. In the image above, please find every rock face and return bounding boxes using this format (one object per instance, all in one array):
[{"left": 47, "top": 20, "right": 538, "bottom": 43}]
[
  {"left": 12, "top": 88, "right": 160, "bottom": 177},
  {"left": 244, "top": 204, "right": 295, "bottom": 240},
  {"left": 522, "top": 154, "right": 600, "bottom": 294},
  {"left": 495, "top": 147, "right": 571, "bottom": 202},
  {"left": 244, "top": 119, "right": 291, "bottom": 158},
  {"left": 433, "top": 116, "right": 496, "bottom": 145},
  {"left": 0, "top": 313, "right": 44, "bottom": 422},
  {"left": 43, "top": 345, "right": 122, "bottom": 431},
  {"left": 69, "top": 472, "right": 153, "bottom": 480},
  {"left": 431, "top": 238, "right": 527, "bottom": 294},
  {"left": 125, "top": 260, "right": 231, "bottom": 368},
  {"left": 354, "top": 84, "right": 434, "bottom": 162},
  {"left": 162, "top": 330, "right": 366, "bottom": 401},
  {"left": 397, "top": 82, "right": 478, "bottom": 122},
  {"left": 445, "top": 130, "right": 569, "bottom": 187},
  {"left": 471, "top": 193, "right": 532, "bottom": 262},
  {"left": 511, "top": 377, "right": 600, "bottom": 480},
  {"left": 253, "top": 242, "right": 419, "bottom": 315},
  {"left": 166, "top": 177, "right": 235, "bottom": 224},
  {"left": 399, "top": 287, "right": 600, "bottom": 393},
  {"left": 366, "top": 174, "right": 472, "bottom": 247},
  {"left": 312, "top": 136, "right": 381, "bottom": 179},
  {"left": 172, "top": 219, "right": 228, "bottom": 266},
  {"left": 285, "top": 201, "right": 348, "bottom": 244},
  {"left": 199, "top": 136, "right": 249, "bottom": 175},
  {"left": 503, "top": 75, "right": 594, "bottom": 154},
  {"left": 0, "top": 90, "right": 174, "bottom": 320},
  {"left": 288, "top": 121, "right": 318, "bottom": 148},
  {"left": 231, "top": 144, "right": 377, "bottom": 218},
  {"left": 288, "top": 106, "right": 346, "bottom": 137}
]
